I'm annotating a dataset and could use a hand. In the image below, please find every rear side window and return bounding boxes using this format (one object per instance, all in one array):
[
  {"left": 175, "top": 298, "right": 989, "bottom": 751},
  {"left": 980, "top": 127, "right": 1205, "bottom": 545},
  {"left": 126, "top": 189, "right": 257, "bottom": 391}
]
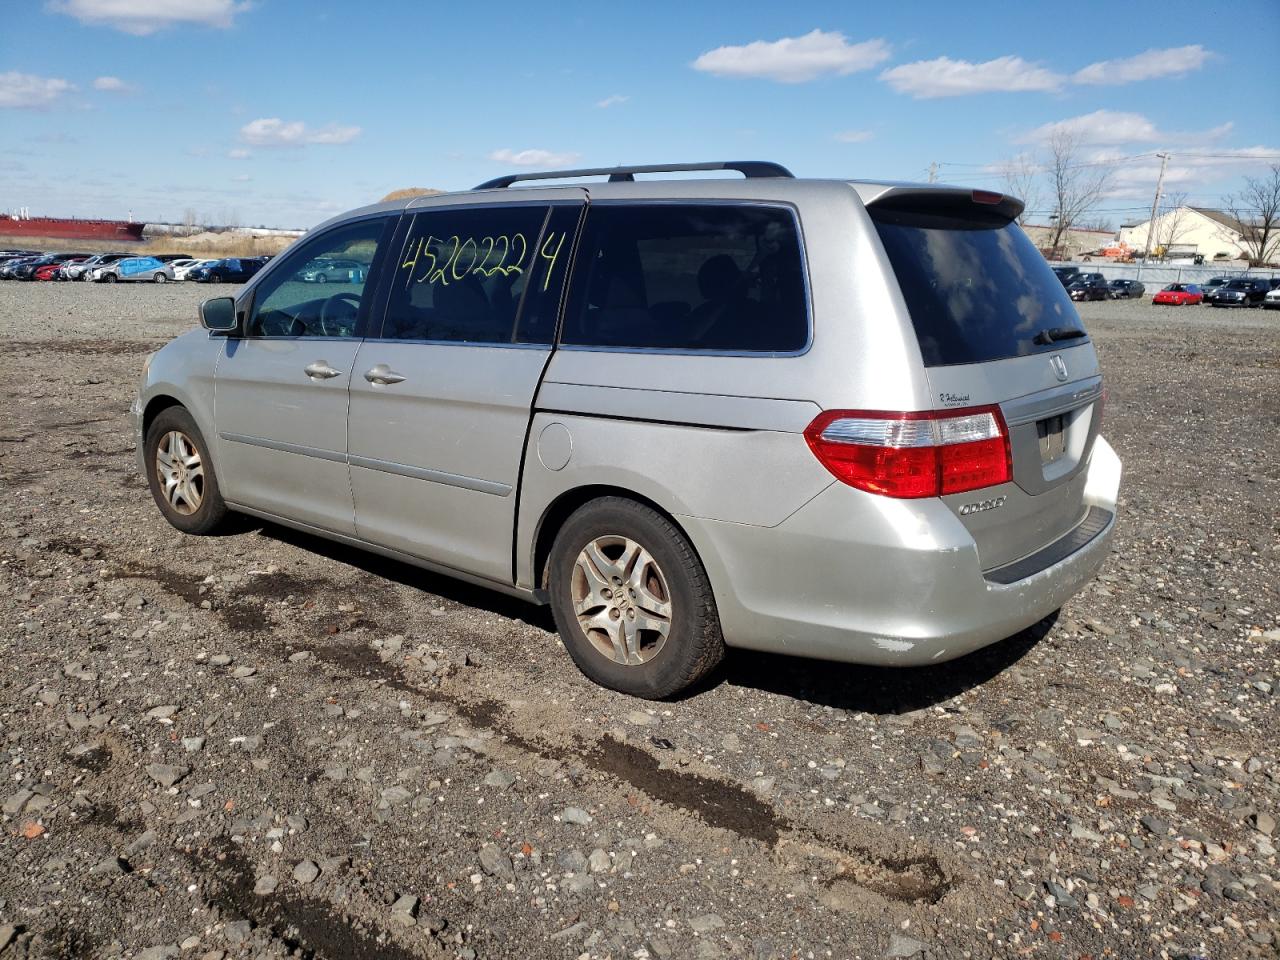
[
  {"left": 382, "top": 204, "right": 574, "bottom": 344},
  {"left": 872, "top": 206, "right": 1086, "bottom": 367},
  {"left": 561, "top": 203, "right": 808, "bottom": 353}
]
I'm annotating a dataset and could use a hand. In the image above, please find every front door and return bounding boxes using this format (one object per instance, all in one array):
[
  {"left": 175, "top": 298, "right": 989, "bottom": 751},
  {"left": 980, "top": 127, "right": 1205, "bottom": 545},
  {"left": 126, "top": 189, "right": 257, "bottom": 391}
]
[
  {"left": 214, "top": 216, "right": 393, "bottom": 534},
  {"left": 348, "top": 199, "right": 582, "bottom": 582}
]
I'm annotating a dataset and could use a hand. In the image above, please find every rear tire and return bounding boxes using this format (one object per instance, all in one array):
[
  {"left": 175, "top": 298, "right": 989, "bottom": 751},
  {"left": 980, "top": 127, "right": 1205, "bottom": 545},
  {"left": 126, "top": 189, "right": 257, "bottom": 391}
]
[
  {"left": 144, "top": 406, "right": 228, "bottom": 535},
  {"left": 154, "top": 273, "right": 166, "bottom": 283},
  {"left": 103, "top": 273, "right": 118, "bottom": 283},
  {"left": 547, "top": 497, "right": 724, "bottom": 699}
]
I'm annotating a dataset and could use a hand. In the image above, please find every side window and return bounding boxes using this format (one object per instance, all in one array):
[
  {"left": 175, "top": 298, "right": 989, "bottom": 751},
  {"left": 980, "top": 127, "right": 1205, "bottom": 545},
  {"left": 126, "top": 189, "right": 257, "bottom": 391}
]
[
  {"left": 561, "top": 204, "right": 808, "bottom": 353},
  {"left": 382, "top": 204, "right": 575, "bottom": 344},
  {"left": 247, "top": 218, "right": 390, "bottom": 338}
]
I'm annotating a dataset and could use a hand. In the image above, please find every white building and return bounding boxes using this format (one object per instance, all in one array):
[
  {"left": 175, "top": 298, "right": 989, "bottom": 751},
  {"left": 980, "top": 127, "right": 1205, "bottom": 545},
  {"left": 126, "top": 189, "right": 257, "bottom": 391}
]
[{"left": 1118, "top": 207, "right": 1248, "bottom": 261}]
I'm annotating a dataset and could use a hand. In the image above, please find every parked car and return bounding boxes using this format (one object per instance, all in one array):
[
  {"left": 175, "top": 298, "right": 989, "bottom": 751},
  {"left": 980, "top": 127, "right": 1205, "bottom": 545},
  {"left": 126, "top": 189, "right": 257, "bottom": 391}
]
[
  {"left": 53, "top": 256, "right": 98, "bottom": 280},
  {"left": 1198, "top": 276, "right": 1232, "bottom": 299},
  {"left": 189, "top": 257, "right": 267, "bottom": 284},
  {"left": 1052, "top": 266, "right": 1080, "bottom": 287},
  {"left": 35, "top": 261, "right": 73, "bottom": 281},
  {"left": 1068, "top": 278, "right": 1110, "bottom": 302},
  {"left": 1264, "top": 285, "right": 1280, "bottom": 310},
  {"left": 133, "top": 161, "right": 1122, "bottom": 699},
  {"left": 0, "top": 256, "right": 42, "bottom": 279},
  {"left": 1152, "top": 283, "right": 1204, "bottom": 306},
  {"left": 298, "top": 258, "right": 369, "bottom": 283},
  {"left": 1206, "top": 277, "right": 1269, "bottom": 307},
  {"left": 1107, "top": 279, "right": 1145, "bottom": 299},
  {"left": 11, "top": 252, "right": 93, "bottom": 280},
  {"left": 150, "top": 253, "right": 194, "bottom": 263},
  {"left": 171, "top": 258, "right": 213, "bottom": 281},
  {"left": 97, "top": 256, "right": 176, "bottom": 283},
  {"left": 64, "top": 252, "right": 130, "bottom": 280}
]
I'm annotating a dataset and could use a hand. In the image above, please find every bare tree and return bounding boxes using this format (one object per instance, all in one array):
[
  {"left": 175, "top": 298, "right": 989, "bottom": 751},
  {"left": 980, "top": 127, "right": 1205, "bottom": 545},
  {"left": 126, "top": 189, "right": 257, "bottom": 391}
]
[
  {"left": 998, "top": 154, "right": 1042, "bottom": 227},
  {"left": 1222, "top": 164, "right": 1280, "bottom": 266},
  {"left": 1151, "top": 192, "right": 1194, "bottom": 257},
  {"left": 1045, "top": 131, "right": 1113, "bottom": 256},
  {"left": 1077, "top": 217, "right": 1115, "bottom": 234}
]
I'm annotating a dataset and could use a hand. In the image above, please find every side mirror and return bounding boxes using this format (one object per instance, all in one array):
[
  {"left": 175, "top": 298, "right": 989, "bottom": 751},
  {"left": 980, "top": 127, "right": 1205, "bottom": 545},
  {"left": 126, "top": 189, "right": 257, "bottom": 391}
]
[{"left": 199, "top": 296, "right": 238, "bottom": 333}]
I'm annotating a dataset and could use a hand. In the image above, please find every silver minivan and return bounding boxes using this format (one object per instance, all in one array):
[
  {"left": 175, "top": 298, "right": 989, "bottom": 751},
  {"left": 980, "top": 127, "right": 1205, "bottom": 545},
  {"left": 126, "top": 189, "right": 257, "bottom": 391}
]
[{"left": 133, "top": 161, "right": 1121, "bottom": 698}]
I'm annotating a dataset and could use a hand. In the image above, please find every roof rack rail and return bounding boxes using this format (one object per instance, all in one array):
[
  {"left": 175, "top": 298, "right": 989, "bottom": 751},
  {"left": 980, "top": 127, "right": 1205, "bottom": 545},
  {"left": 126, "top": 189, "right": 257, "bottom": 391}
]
[{"left": 473, "top": 160, "right": 794, "bottom": 190}]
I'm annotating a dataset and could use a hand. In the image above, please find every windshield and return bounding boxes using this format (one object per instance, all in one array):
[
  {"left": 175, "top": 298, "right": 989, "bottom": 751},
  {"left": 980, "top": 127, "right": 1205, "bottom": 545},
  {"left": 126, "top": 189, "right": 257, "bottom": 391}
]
[
  {"left": 1226, "top": 280, "right": 1250, "bottom": 290},
  {"left": 872, "top": 209, "right": 1086, "bottom": 366}
]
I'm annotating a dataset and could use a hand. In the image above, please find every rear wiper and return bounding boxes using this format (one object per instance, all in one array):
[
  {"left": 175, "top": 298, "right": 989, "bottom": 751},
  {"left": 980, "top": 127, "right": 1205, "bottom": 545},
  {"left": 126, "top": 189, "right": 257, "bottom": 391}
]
[{"left": 1034, "top": 327, "right": 1087, "bottom": 345}]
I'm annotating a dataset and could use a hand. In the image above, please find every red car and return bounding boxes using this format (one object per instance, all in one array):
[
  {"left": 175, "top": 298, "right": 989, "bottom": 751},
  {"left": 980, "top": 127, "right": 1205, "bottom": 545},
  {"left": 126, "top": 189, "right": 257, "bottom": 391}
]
[
  {"left": 1152, "top": 283, "right": 1203, "bottom": 305},
  {"left": 33, "top": 262, "right": 63, "bottom": 281}
]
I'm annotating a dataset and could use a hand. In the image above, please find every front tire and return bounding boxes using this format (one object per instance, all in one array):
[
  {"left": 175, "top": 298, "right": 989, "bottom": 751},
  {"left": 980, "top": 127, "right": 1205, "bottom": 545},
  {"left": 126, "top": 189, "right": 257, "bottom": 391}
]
[
  {"left": 547, "top": 497, "right": 724, "bottom": 699},
  {"left": 144, "top": 406, "right": 228, "bottom": 535},
  {"left": 154, "top": 272, "right": 166, "bottom": 283},
  {"left": 103, "top": 273, "right": 118, "bottom": 283}
]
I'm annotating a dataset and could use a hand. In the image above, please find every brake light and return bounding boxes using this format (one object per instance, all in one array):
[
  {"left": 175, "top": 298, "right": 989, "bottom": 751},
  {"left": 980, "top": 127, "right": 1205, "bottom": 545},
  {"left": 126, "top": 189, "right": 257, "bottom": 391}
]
[{"left": 804, "top": 406, "right": 1012, "bottom": 498}]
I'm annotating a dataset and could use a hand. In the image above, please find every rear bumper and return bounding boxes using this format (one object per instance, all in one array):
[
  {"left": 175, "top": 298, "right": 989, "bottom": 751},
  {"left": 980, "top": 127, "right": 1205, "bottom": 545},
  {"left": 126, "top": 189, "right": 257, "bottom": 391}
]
[{"left": 681, "top": 436, "right": 1122, "bottom": 667}]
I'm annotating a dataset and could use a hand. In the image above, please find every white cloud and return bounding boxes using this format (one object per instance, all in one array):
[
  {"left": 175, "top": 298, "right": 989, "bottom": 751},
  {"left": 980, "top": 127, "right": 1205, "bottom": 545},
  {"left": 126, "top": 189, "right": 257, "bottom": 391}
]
[
  {"left": 1073, "top": 45, "right": 1210, "bottom": 85},
  {"left": 693, "top": 29, "right": 890, "bottom": 83},
  {"left": 231, "top": 173, "right": 251, "bottom": 182},
  {"left": 880, "top": 55, "right": 1063, "bottom": 98},
  {"left": 47, "top": 0, "right": 250, "bottom": 35},
  {"left": 228, "top": 147, "right": 251, "bottom": 159},
  {"left": 239, "top": 118, "right": 361, "bottom": 147},
  {"left": 1023, "top": 110, "right": 1160, "bottom": 145},
  {"left": 92, "top": 75, "right": 133, "bottom": 92},
  {"left": 0, "top": 71, "right": 75, "bottom": 109},
  {"left": 488, "top": 148, "right": 581, "bottom": 167},
  {"left": 596, "top": 94, "right": 629, "bottom": 109},
  {"left": 1019, "top": 110, "right": 1235, "bottom": 147},
  {"left": 834, "top": 129, "right": 874, "bottom": 143}
]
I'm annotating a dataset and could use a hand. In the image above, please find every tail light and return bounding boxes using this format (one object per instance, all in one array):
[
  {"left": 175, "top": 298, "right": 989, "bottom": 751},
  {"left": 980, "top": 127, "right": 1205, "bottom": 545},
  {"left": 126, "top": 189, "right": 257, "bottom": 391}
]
[{"left": 804, "top": 406, "right": 1012, "bottom": 499}]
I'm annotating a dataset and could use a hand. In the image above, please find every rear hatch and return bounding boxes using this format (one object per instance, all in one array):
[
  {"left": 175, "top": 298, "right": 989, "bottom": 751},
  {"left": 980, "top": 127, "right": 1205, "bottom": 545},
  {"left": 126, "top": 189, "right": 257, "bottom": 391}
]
[{"left": 868, "top": 188, "right": 1102, "bottom": 571}]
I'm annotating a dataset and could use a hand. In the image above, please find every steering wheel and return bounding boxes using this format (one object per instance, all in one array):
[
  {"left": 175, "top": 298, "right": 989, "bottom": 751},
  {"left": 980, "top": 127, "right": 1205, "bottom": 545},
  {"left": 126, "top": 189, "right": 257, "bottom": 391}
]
[{"left": 317, "top": 292, "right": 361, "bottom": 337}]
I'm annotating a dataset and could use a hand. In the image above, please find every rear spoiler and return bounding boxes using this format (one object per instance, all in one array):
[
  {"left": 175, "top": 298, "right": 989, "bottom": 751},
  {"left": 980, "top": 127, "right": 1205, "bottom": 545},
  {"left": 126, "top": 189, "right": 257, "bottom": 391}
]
[{"left": 851, "top": 182, "right": 1024, "bottom": 225}]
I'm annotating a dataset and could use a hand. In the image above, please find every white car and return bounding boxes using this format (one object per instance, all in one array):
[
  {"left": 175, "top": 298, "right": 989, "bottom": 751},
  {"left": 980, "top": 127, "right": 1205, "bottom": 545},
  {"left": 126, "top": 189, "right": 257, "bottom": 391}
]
[
  {"left": 172, "top": 259, "right": 213, "bottom": 281},
  {"left": 1264, "top": 284, "right": 1280, "bottom": 310}
]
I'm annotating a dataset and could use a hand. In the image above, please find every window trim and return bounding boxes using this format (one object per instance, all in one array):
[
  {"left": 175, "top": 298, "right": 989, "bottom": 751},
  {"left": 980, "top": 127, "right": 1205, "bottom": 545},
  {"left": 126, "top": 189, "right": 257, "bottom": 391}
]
[
  {"left": 370, "top": 199, "right": 586, "bottom": 347},
  {"left": 238, "top": 213, "right": 396, "bottom": 341},
  {"left": 555, "top": 199, "right": 814, "bottom": 359}
]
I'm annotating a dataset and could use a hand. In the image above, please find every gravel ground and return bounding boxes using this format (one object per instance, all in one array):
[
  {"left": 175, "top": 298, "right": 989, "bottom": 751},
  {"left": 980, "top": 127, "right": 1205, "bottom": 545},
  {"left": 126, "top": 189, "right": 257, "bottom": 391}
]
[{"left": 0, "top": 282, "right": 1277, "bottom": 960}]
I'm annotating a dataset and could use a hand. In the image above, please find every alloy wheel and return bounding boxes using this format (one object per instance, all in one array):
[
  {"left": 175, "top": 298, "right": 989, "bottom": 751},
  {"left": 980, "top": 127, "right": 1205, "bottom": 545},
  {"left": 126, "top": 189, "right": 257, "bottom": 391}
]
[
  {"left": 571, "top": 535, "right": 672, "bottom": 665},
  {"left": 155, "top": 430, "right": 204, "bottom": 515}
]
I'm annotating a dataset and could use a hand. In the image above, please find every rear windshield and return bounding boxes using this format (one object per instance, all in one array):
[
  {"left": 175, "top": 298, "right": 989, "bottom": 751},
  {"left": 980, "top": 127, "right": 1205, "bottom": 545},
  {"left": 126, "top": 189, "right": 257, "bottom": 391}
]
[{"left": 871, "top": 207, "right": 1086, "bottom": 367}]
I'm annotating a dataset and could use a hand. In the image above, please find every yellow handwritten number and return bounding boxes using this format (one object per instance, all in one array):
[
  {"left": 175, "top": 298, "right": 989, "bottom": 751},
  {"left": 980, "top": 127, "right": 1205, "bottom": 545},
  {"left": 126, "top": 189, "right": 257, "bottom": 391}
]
[{"left": 538, "top": 231, "right": 565, "bottom": 291}]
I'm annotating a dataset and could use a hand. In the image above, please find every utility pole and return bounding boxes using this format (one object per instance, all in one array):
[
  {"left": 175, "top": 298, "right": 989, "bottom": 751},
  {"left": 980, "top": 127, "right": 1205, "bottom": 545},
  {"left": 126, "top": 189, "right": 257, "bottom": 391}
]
[
  {"left": 1138, "top": 152, "right": 1169, "bottom": 281},
  {"left": 927, "top": 162, "right": 938, "bottom": 184}
]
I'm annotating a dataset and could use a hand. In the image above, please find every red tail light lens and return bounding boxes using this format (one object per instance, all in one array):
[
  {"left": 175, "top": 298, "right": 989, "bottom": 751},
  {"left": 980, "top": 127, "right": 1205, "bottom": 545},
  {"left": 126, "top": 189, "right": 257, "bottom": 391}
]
[{"left": 804, "top": 406, "right": 1012, "bottom": 498}]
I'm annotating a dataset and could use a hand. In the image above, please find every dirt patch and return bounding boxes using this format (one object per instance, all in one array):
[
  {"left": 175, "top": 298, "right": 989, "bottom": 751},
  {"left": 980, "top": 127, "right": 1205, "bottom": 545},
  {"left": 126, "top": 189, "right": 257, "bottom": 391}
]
[{"left": 194, "top": 842, "right": 434, "bottom": 960}]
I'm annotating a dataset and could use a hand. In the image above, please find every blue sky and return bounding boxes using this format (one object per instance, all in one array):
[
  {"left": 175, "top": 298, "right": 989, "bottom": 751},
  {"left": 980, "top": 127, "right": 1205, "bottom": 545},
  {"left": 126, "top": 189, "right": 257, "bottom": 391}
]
[{"left": 2, "top": 0, "right": 1278, "bottom": 229}]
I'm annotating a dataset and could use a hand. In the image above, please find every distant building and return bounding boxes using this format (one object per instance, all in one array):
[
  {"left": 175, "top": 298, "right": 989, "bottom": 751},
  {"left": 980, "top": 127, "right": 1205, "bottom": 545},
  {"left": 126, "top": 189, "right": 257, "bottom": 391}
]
[
  {"left": 1117, "top": 207, "right": 1248, "bottom": 261},
  {"left": 1021, "top": 224, "right": 1116, "bottom": 260}
]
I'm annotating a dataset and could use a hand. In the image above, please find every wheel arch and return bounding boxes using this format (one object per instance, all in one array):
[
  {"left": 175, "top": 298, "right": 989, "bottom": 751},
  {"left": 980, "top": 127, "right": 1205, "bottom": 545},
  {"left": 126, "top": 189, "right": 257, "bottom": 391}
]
[
  {"left": 141, "top": 394, "right": 185, "bottom": 438},
  {"left": 527, "top": 484, "right": 702, "bottom": 594}
]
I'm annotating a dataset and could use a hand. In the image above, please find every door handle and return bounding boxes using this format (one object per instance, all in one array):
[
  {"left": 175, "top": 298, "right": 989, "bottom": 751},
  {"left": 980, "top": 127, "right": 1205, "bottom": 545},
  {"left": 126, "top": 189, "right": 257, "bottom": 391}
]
[
  {"left": 304, "top": 361, "right": 343, "bottom": 380},
  {"left": 364, "top": 363, "right": 407, "bottom": 385}
]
